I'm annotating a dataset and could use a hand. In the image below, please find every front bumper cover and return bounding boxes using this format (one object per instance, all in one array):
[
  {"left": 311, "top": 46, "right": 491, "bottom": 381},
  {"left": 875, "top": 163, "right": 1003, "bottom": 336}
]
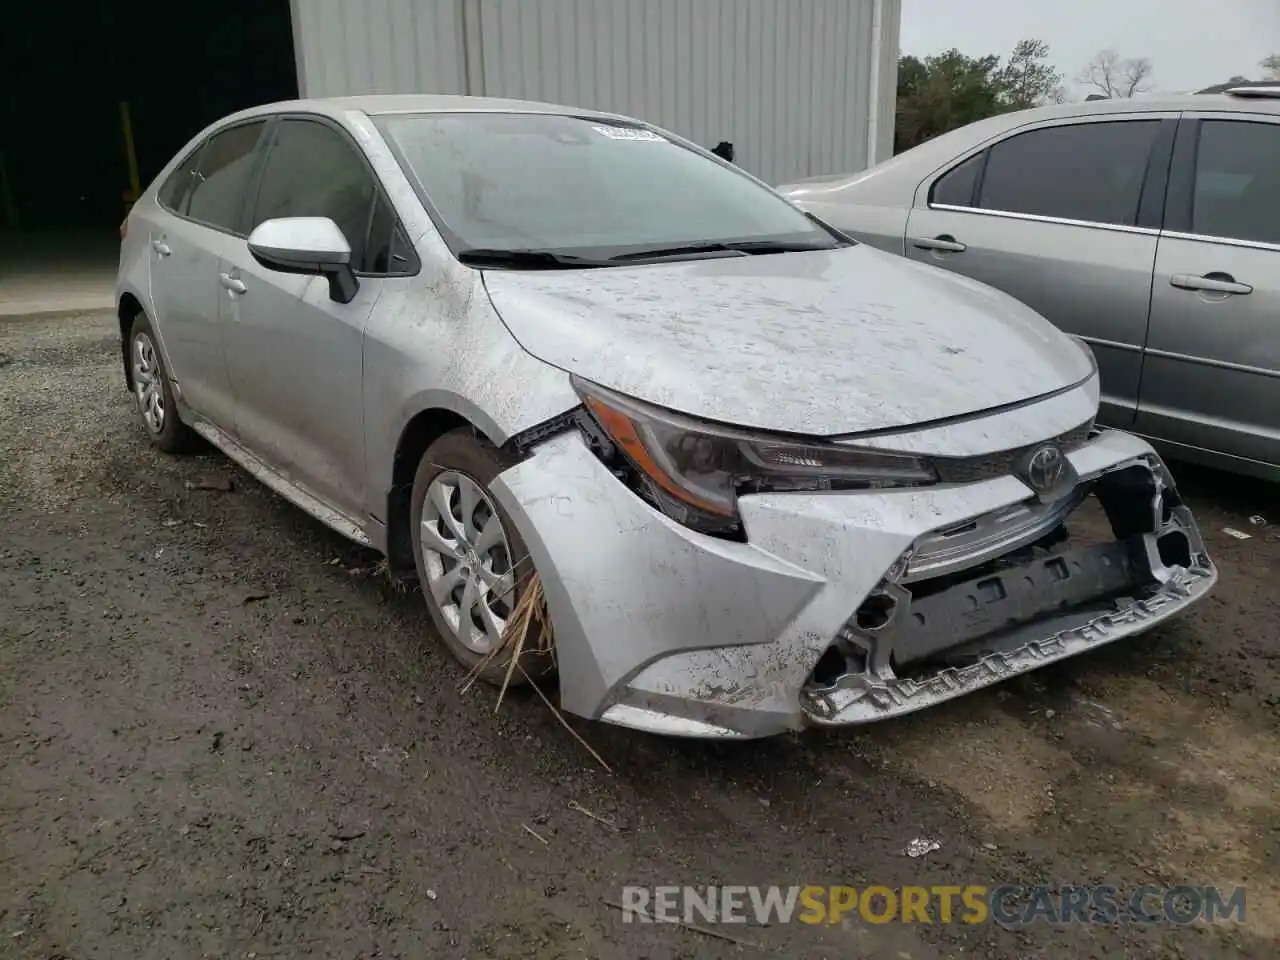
[{"left": 490, "top": 428, "right": 1215, "bottom": 739}]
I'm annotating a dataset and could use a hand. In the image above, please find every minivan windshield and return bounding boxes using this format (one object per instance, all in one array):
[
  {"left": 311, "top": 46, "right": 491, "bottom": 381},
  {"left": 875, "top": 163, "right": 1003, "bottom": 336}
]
[{"left": 376, "top": 111, "right": 845, "bottom": 266}]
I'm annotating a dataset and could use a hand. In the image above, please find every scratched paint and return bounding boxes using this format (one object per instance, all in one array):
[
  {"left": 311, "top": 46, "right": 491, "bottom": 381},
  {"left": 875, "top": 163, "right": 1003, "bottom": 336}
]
[
  {"left": 494, "top": 428, "right": 1215, "bottom": 738},
  {"left": 482, "top": 245, "right": 1094, "bottom": 436}
]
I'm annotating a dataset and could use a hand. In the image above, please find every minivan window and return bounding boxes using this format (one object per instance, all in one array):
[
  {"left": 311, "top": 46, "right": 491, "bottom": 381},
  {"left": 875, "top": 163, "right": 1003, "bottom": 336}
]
[
  {"left": 185, "top": 121, "right": 266, "bottom": 233},
  {"left": 1192, "top": 120, "right": 1280, "bottom": 246},
  {"left": 251, "top": 119, "right": 377, "bottom": 269},
  {"left": 931, "top": 152, "right": 983, "bottom": 207},
  {"left": 977, "top": 120, "right": 1161, "bottom": 227}
]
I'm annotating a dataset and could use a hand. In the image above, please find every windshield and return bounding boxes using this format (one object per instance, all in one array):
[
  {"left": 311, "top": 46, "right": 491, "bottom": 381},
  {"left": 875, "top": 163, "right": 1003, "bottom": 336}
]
[{"left": 375, "top": 111, "right": 843, "bottom": 263}]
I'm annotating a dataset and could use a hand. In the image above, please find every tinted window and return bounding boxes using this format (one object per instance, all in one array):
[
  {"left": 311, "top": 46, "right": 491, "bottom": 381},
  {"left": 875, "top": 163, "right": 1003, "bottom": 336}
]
[
  {"left": 186, "top": 122, "right": 266, "bottom": 232},
  {"left": 931, "top": 152, "right": 983, "bottom": 207},
  {"left": 158, "top": 146, "right": 201, "bottom": 214},
  {"left": 251, "top": 120, "right": 377, "bottom": 269},
  {"left": 977, "top": 121, "right": 1161, "bottom": 227},
  {"left": 1192, "top": 120, "right": 1280, "bottom": 245}
]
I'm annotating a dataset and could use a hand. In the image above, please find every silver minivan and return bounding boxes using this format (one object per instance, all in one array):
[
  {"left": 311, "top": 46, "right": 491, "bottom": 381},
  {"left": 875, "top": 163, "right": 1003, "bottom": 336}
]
[{"left": 780, "top": 87, "right": 1280, "bottom": 482}]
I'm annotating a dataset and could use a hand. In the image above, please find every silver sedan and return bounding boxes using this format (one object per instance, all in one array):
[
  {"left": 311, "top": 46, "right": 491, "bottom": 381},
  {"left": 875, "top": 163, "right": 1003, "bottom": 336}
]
[{"left": 116, "top": 95, "right": 1215, "bottom": 739}]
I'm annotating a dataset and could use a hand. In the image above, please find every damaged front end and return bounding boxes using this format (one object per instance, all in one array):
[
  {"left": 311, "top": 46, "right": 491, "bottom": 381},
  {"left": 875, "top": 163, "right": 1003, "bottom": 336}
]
[{"left": 801, "top": 455, "right": 1215, "bottom": 726}]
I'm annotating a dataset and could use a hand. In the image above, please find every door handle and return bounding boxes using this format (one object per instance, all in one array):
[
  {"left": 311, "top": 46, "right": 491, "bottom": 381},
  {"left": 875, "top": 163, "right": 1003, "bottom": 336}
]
[
  {"left": 219, "top": 272, "right": 247, "bottom": 295},
  {"left": 911, "top": 234, "right": 967, "bottom": 253},
  {"left": 151, "top": 239, "right": 171, "bottom": 257},
  {"left": 1170, "top": 272, "right": 1252, "bottom": 296}
]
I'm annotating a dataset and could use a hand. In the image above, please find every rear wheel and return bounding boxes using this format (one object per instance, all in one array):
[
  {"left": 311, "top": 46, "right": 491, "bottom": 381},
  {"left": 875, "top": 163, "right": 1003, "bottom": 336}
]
[
  {"left": 128, "top": 314, "right": 197, "bottom": 453},
  {"left": 410, "top": 428, "right": 546, "bottom": 685}
]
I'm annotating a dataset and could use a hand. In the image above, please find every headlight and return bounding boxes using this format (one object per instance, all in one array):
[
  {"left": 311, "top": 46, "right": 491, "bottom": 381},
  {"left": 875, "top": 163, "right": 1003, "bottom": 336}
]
[{"left": 574, "top": 377, "right": 937, "bottom": 536}]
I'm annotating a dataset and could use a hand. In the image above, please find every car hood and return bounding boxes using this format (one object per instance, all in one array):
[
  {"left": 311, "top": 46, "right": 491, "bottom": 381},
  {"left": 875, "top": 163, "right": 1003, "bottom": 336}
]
[{"left": 481, "top": 245, "right": 1094, "bottom": 436}]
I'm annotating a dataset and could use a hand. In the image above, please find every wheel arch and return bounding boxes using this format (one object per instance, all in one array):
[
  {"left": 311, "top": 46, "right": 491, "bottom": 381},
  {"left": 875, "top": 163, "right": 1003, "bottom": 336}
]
[
  {"left": 118, "top": 293, "right": 146, "bottom": 391},
  {"left": 386, "top": 406, "right": 498, "bottom": 576}
]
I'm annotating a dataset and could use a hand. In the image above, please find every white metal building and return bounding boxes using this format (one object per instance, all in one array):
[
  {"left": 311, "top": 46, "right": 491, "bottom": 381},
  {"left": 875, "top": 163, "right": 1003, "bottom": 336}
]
[{"left": 289, "top": 0, "right": 902, "bottom": 185}]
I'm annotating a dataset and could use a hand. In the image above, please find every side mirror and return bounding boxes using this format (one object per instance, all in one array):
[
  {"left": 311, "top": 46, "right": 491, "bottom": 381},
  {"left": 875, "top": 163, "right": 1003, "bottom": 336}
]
[{"left": 247, "top": 217, "right": 359, "bottom": 304}]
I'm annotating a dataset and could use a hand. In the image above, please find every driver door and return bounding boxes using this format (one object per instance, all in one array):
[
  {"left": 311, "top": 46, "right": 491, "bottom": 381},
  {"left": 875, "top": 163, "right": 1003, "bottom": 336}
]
[{"left": 219, "top": 117, "right": 384, "bottom": 520}]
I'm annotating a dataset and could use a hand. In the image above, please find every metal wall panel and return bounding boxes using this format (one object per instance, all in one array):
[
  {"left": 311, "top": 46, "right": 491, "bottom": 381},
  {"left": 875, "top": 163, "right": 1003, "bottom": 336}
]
[
  {"left": 292, "top": 0, "right": 468, "bottom": 98},
  {"left": 292, "top": 0, "right": 895, "bottom": 182}
]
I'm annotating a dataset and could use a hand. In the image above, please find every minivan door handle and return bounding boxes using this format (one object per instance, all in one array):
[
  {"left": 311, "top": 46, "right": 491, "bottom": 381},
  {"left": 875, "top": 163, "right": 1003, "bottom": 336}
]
[
  {"left": 151, "top": 239, "right": 171, "bottom": 257},
  {"left": 219, "top": 272, "right": 247, "bottom": 295},
  {"left": 911, "top": 234, "right": 967, "bottom": 253},
  {"left": 1170, "top": 272, "right": 1252, "bottom": 296}
]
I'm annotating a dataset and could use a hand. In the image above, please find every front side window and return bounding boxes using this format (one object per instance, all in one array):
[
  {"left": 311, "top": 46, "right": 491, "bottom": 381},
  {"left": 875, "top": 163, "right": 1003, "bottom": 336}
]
[
  {"left": 376, "top": 112, "right": 842, "bottom": 261},
  {"left": 976, "top": 120, "right": 1161, "bottom": 227},
  {"left": 185, "top": 121, "right": 266, "bottom": 232},
  {"left": 1191, "top": 120, "right": 1280, "bottom": 245},
  {"left": 363, "top": 194, "right": 415, "bottom": 274},
  {"left": 250, "top": 119, "right": 377, "bottom": 269}
]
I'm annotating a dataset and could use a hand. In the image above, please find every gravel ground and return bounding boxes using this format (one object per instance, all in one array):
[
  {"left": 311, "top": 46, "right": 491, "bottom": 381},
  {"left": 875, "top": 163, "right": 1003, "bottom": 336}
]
[{"left": 1, "top": 311, "right": 1277, "bottom": 960}]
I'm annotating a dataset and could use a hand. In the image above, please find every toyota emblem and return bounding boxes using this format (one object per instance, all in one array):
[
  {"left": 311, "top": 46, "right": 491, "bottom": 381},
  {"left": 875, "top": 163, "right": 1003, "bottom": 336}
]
[{"left": 1025, "top": 445, "right": 1066, "bottom": 493}]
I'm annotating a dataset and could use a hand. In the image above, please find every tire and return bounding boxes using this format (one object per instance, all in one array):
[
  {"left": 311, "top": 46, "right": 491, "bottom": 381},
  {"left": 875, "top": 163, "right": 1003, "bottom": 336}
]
[
  {"left": 127, "top": 314, "right": 197, "bottom": 453},
  {"left": 410, "top": 428, "right": 550, "bottom": 686}
]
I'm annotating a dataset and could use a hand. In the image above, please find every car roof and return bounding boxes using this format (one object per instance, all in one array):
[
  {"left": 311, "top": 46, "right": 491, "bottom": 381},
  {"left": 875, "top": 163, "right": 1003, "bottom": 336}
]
[
  {"left": 1195, "top": 79, "right": 1280, "bottom": 95},
  {"left": 217, "top": 94, "right": 632, "bottom": 126},
  {"left": 997, "top": 91, "right": 1280, "bottom": 121},
  {"left": 778, "top": 89, "right": 1280, "bottom": 199}
]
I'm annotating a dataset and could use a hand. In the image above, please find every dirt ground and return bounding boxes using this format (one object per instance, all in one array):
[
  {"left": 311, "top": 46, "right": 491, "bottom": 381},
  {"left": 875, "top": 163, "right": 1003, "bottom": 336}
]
[{"left": 1, "top": 311, "right": 1277, "bottom": 960}]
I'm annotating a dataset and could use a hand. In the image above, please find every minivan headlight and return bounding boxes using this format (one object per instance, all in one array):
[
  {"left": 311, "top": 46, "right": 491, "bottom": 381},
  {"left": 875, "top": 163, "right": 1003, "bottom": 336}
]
[{"left": 574, "top": 377, "right": 937, "bottom": 535}]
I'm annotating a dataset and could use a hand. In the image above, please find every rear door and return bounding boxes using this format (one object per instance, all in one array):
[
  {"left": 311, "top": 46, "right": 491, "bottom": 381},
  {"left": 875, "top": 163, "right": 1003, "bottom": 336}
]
[
  {"left": 147, "top": 120, "right": 267, "bottom": 433},
  {"left": 219, "top": 116, "right": 404, "bottom": 519},
  {"left": 1138, "top": 113, "right": 1280, "bottom": 473},
  {"left": 903, "top": 115, "right": 1177, "bottom": 428}
]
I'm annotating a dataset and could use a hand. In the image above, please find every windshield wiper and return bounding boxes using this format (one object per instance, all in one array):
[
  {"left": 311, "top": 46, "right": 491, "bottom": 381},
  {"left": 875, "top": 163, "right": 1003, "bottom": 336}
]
[
  {"left": 455, "top": 248, "right": 607, "bottom": 269},
  {"left": 607, "top": 239, "right": 838, "bottom": 262}
]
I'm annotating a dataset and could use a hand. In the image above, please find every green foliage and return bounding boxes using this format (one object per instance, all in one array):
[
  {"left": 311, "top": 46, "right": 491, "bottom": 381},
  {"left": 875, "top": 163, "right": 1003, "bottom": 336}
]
[
  {"left": 999, "top": 39, "right": 1066, "bottom": 110},
  {"left": 895, "top": 39, "right": 1064, "bottom": 154}
]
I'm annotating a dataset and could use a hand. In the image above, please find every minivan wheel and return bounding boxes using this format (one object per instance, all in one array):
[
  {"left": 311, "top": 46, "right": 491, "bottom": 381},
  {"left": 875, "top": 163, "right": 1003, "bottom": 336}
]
[
  {"left": 411, "top": 428, "right": 543, "bottom": 686},
  {"left": 128, "top": 314, "right": 197, "bottom": 453}
]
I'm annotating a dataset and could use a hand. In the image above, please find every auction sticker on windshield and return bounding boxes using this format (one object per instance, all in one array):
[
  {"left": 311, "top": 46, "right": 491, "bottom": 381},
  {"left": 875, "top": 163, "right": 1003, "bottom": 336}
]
[{"left": 592, "top": 125, "right": 666, "bottom": 141}]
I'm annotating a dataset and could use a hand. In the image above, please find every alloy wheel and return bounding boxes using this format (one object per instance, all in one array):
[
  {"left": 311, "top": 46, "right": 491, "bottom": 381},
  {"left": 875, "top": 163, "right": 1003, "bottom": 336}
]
[
  {"left": 132, "top": 332, "right": 165, "bottom": 434},
  {"left": 419, "top": 470, "right": 516, "bottom": 655}
]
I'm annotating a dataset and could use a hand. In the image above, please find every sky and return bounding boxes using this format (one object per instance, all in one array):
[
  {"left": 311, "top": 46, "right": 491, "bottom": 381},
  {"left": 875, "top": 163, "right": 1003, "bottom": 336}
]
[{"left": 899, "top": 0, "right": 1280, "bottom": 96}]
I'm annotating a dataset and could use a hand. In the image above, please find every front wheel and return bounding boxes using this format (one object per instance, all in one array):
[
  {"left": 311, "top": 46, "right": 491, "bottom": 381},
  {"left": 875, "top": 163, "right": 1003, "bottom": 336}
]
[
  {"left": 128, "top": 314, "right": 197, "bottom": 453},
  {"left": 410, "top": 428, "right": 548, "bottom": 685}
]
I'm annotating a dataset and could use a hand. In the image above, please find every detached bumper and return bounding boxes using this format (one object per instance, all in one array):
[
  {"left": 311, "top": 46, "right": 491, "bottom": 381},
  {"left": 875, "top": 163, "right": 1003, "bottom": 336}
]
[{"left": 491, "top": 428, "right": 1215, "bottom": 739}]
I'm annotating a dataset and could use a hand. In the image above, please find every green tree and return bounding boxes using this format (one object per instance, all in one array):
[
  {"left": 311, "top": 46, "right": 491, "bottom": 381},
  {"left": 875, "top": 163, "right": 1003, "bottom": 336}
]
[
  {"left": 894, "top": 49, "right": 1004, "bottom": 153},
  {"left": 1262, "top": 54, "right": 1280, "bottom": 80},
  {"left": 996, "top": 39, "right": 1065, "bottom": 109},
  {"left": 894, "top": 39, "right": 1064, "bottom": 153}
]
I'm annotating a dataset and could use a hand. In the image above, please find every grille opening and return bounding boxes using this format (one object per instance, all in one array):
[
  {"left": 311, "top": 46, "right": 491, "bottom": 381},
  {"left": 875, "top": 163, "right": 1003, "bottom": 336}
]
[
  {"left": 847, "top": 478, "right": 1167, "bottom": 673},
  {"left": 1096, "top": 465, "right": 1160, "bottom": 539},
  {"left": 812, "top": 645, "right": 852, "bottom": 686},
  {"left": 1158, "top": 530, "right": 1192, "bottom": 569},
  {"left": 855, "top": 592, "right": 897, "bottom": 631}
]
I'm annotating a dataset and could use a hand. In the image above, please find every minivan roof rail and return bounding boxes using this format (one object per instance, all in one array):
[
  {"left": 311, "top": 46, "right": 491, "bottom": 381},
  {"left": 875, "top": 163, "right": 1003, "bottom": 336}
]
[{"left": 1225, "top": 85, "right": 1280, "bottom": 99}]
